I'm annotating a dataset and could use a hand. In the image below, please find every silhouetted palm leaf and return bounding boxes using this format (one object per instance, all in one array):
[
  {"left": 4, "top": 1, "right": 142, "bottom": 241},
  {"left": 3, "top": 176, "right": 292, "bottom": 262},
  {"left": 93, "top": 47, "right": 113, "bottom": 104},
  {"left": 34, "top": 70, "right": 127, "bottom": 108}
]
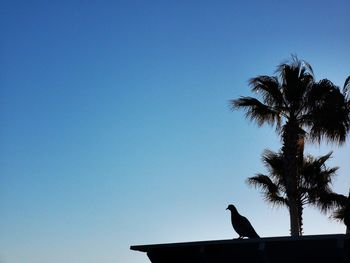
[
  {"left": 249, "top": 76, "right": 283, "bottom": 106},
  {"left": 231, "top": 97, "right": 280, "bottom": 126},
  {"left": 343, "top": 76, "right": 350, "bottom": 100},
  {"left": 247, "top": 174, "right": 287, "bottom": 207}
]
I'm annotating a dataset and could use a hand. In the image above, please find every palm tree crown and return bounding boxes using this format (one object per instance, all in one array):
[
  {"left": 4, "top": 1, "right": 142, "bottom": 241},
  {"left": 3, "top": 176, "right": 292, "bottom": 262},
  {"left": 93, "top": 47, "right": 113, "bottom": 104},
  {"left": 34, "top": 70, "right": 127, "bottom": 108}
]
[
  {"left": 232, "top": 56, "right": 350, "bottom": 236},
  {"left": 247, "top": 150, "right": 338, "bottom": 234},
  {"left": 232, "top": 57, "right": 349, "bottom": 142}
]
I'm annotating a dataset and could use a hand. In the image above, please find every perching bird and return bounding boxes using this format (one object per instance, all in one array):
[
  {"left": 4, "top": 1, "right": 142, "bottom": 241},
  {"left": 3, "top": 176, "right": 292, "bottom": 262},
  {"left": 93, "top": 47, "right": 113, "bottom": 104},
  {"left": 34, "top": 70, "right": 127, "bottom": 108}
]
[{"left": 226, "top": 204, "right": 260, "bottom": 239}]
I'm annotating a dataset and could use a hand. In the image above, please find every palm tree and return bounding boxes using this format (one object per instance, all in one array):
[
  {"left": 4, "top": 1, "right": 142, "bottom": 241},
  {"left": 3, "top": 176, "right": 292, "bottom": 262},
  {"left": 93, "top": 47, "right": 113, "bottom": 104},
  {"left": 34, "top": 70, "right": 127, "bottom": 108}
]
[
  {"left": 247, "top": 150, "right": 338, "bottom": 235},
  {"left": 231, "top": 56, "right": 350, "bottom": 236},
  {"left": 320, "top": 190, "right": 350, "bottom": 234}
]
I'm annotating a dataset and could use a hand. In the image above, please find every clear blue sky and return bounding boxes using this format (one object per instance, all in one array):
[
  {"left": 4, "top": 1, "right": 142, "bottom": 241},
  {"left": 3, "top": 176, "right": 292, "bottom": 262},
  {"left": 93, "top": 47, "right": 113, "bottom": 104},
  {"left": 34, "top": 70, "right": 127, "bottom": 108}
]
[{"left": 1, "top": 1, "right": 349, "bottom": 263}]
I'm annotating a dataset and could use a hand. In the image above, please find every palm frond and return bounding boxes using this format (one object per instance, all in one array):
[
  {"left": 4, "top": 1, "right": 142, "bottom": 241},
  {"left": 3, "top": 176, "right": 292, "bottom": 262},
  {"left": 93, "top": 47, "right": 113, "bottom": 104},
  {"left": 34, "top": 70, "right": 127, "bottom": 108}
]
[
  {"left": 317, "top": 151, "right": 333, "bottom": 165},
  {"left": 306, "top": 80, "right": 350, "bottom": 144},
  {"left": 231, "top": 97, "right": 280, "bottom": 126},
  {"left": 343, "top": 75, "right": 350, "bottom": 97},
  {"left": 247, "top": 174, "right": 279, "bottom": 193},
  {"left": 301, "top": 152, "right": 337, "bottom": 187},
  {"left": 315, "top": 192, "right": 348, "bottom": 213},
  {"left": 276, "top": 56, "right": 314, "bottom": 107},
  {"left": 300, "top": 59, "right": 314, "bottom": 77},
  {"left": 246, "top": 174, "right": 287, "bottom": 207},
  {"left": 329, "top": 191, "right": 350, "bottom": 223},
  {"left": 263, "top": 191, "right": 288, "bottom": 207},
  {"left": 331, "top": 207, "right": 346, "bottom": 222},
  {"left": 261, "top": 149, "right": 284, "bottom": 180},
  {"left": 249, "top": 76, "right": 284, "bottom": 107}
]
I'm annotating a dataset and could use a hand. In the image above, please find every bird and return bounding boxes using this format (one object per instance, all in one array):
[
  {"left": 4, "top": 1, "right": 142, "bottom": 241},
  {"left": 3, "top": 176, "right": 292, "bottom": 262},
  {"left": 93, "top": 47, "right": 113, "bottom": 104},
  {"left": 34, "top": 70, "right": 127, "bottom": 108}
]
[{"left": 226, "top": 204, "right": 260, "bottom": 239}]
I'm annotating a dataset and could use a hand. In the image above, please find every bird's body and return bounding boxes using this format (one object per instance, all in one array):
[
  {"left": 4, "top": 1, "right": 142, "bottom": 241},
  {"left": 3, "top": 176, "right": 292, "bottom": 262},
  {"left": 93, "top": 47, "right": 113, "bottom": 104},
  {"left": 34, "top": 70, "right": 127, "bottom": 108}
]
[{"left": 226, "top": 204, "right": 259, "bottom": 239}]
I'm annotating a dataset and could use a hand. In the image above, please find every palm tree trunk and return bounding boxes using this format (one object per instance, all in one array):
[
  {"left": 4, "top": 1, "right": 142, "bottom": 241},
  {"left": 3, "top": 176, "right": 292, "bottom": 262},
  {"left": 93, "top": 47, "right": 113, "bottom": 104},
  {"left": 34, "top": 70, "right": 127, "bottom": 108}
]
[
  {"left": 298, "top": 200, "right": 303, "bottom": 235},
  {"left": 297, "top": 136, "right": 304, "bottom": 236},
  {"left": 282, "top": 119, "right": 301, "bottom": 237},
  {"left": 287, "top": 200, "right": 300, "bottom": 236}
]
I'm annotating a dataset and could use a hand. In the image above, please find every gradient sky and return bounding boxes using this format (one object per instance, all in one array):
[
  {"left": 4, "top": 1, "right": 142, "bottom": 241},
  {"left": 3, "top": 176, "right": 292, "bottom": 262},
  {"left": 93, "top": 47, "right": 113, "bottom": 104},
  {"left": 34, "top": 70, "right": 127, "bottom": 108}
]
[{"left": 1, "top": 1, "right": 350, "bottom": 263}]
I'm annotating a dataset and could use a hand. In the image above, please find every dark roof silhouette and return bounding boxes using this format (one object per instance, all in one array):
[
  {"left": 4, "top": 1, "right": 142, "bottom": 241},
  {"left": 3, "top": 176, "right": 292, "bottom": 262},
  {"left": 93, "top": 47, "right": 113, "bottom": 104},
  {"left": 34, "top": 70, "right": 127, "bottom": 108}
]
[
  {"left": 131, "top": 234, "right": 350, "bottom": 263},
  {"left": 226, "top": 204, "right": 259, "bottom": 239}
]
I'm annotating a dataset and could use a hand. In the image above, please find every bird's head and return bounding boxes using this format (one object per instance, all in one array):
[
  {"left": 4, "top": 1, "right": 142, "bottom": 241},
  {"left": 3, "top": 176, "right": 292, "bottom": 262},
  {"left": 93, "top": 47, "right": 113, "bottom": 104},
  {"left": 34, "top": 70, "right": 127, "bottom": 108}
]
[{"left": 226, "top": 204, "right": 236, "bottom": 211}]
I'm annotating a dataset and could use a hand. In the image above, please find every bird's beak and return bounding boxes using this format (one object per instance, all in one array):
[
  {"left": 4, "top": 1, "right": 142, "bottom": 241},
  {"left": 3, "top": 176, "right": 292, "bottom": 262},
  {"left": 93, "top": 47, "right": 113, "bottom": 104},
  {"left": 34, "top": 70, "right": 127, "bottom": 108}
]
[{"left": 226, "top": 207, "right": 228, "bottom": 210}]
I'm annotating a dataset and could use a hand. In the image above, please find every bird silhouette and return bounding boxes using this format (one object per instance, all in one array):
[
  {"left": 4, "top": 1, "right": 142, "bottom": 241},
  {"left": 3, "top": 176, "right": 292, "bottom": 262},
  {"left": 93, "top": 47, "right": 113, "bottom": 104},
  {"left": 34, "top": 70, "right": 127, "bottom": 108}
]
[{"left": 226, "top": 204, "right": 260, "bottom": 239}]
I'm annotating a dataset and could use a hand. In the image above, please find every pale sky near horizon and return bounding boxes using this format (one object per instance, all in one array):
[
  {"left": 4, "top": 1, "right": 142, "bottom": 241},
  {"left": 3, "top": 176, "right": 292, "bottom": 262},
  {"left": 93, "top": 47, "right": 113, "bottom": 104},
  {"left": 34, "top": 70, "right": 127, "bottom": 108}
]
[{"left": 1, "top": 1, "right": 350, "bottom": 263}]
